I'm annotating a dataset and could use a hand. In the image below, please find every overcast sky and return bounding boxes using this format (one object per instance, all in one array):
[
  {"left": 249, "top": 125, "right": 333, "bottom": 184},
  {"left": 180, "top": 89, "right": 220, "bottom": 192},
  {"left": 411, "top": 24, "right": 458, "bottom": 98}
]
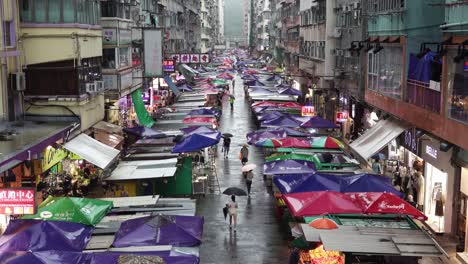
[{"left": 224, "top": 0, "right": 243, "bottom": 38}]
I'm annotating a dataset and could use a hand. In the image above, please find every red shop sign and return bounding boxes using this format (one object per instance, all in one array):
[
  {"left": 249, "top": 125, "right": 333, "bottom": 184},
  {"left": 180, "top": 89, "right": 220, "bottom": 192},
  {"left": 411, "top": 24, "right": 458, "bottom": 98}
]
[
  {"left": 301, "top": 106, "right": 315, "bottom": 117},
  {"left": 0, "top": 188, "right": 36, "bottom": 215},
  {"left": 336, "top": 111, "right": 349, "bottom": 122}
]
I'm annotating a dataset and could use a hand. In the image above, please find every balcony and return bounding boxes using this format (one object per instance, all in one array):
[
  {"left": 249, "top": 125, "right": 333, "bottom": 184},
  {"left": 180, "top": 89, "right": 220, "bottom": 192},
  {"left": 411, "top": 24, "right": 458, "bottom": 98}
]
[
  {"left": 406, "top": 80, "right": 441, "bottom": 113},
  {"left": 286, "top": 16, "right": 300, "bottom": 28}
]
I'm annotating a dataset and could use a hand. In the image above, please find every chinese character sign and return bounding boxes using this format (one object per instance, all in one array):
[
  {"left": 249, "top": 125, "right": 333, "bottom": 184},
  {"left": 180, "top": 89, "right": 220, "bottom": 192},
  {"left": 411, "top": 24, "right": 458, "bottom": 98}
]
[
  {"left": 171, "top": 54, "right": 180, "bottom": 63},
  {"left": 163, "top": 59, "right": 176, "bottom": 72},
  {"left": 301, "top": 106, "right": 315, "bottom": 117},
  {"left": 180, "top": 54, "right": 190, "bottom": 64},
  {"left": 190, "top": 54, "right": 200, "bottom": 63},
  {"left": 143, "top": 29, "right": 163, "bottom": 77},
  {"left": 0, "top": 189, "right": 36, "bottom": 215},
  {"left": 335, "top": 111, "right": 349, "bottom": 123},
  {"left": 200, "top": 54, "right": 210, "bottom": 63}
]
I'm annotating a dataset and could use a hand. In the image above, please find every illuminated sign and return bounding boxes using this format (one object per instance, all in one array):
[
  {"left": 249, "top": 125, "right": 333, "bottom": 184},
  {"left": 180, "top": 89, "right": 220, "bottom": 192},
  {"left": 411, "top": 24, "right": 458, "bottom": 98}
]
[
  {"left": 301, "top": 106, "right": 315, "bottom": 117},
  {"left": 0, "top": 189, "right": 36, "bottom": 215},
  {"left": 335, "top": 111, "right": 349, "bottom": 122},
  {"left": 464, "top": 60, "right": 468, "bottom": 72},
  {"left": 426, "top": 145, "right": 438, "bottom": 159},
  {"left": 163, "top": 59, "right": 175, "bottom": 72}
]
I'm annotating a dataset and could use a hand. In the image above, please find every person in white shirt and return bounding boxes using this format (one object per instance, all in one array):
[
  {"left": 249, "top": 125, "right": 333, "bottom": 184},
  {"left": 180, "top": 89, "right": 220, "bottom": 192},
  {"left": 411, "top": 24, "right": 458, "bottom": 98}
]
[{"left": 227, "top": 195, "right": 238, "bottom": 231}]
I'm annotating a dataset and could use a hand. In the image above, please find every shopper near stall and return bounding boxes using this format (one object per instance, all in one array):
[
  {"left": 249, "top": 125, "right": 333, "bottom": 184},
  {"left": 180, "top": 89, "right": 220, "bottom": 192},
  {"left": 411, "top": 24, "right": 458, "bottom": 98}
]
[
  {"left": 372, "top": 159, "right": 382, "bottom": 174},
  {"left": 227, "top": 195, "right": 238, "bottom": 231}
]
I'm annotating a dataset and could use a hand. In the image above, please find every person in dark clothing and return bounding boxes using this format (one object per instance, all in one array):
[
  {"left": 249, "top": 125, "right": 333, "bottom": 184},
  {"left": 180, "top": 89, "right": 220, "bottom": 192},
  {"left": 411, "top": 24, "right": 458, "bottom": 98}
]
[{"left": 223, "top": 137, "right": 231, "bottom": 158}]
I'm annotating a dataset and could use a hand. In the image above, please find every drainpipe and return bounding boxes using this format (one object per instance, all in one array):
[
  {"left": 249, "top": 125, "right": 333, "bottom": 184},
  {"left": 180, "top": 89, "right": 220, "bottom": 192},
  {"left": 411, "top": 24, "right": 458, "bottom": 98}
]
[{"left": 0, "top": 1, "right": 9, "bottom": 121}]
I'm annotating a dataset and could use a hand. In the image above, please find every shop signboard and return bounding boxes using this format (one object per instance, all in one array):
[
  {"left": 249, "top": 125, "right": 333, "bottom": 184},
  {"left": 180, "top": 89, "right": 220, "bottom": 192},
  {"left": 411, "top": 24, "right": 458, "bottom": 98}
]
[
  {"left": 399, "top": 128, "right": 419, "bottom": 154},
  {"left": 190, "top": 54, "right": 200, "bottom": 63},
  {"left": 0, "top": 188, "right": 36, "bottom": 215},
  {"left": 335, "top": 111, "right": 348, "bottom": 122},
  {"left": 143, "top": 29, "right": 163, "bottom": 77},
  {"left": 180, "top": 54, "right": 190, "bottom": 64},
  {"left": 42, "top": 147, "right": 69, "bottom": 172},
  {"left": 464, "top": 60, "right": 468, "bottom": 72},
  {"left": 163, "top": 59, "right": 176, "bottom": 72},
  {"left": 200, "top": 54, "right": 210, "bottom": 63},
  {"left": 119, "top": 29, "right": 132, "bottom": 45},
  {"left": 301, "top": 106, "right": 315, "bottom": 117},
  {"left": 103, "top": 29, "right": 117, "bottom": 45},
  {"left": 171, "top": 54, "right": 181, "bottom": 63}
]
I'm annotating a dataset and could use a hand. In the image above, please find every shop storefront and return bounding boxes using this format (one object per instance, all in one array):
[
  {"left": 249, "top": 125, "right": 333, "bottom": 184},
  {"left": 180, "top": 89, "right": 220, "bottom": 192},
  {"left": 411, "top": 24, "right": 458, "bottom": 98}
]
[
  {"left": 455, "top": 149, "right": 468, "bottom": 261},
  {"left": 419, "top": 135, "right": 457, "bottom": 234}
]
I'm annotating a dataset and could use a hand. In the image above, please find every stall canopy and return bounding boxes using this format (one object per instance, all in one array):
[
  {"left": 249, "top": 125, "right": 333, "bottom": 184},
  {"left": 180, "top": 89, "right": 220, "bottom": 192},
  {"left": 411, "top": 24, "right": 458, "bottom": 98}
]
[
  {"left": 0, "top": 219, "right": 93, "bottom": 252},
  {"left": 22, "top": 196, "right": 113, "bottom": 226},
  {"left": 164, "top": 76, "right": 181, "bottom": 96},
  {"left": 172, "top": 132, "right": 221, "bottom": 153},
  {"left": 112, "top": 215, "right": 204, "bottom": 247},
  {"left": 123, "top": 126, "right": 167, "bottom": 139},
  {"left": 273, "top": 173, "right": 402, "bottom": 197},
  {"left": 246, "top": 129, "right": 287, "bottom": 144},
  {"left": 105, "top": 159, "right": 178, "bottom": 181},
  {"left": 263, "top": 159, "right": 316, "bottom": 175},
  {"left": 350, "top": 118, "right": 410, "bottom": 161},
  {"left": 63, "top": 134, "right": 120, "bottom": 169},
  {"left": 301, "top": 116, "right": 339, "bottom": 129},
  {"left": 131, "top": 89, "right": 156, "bottom": 128}
]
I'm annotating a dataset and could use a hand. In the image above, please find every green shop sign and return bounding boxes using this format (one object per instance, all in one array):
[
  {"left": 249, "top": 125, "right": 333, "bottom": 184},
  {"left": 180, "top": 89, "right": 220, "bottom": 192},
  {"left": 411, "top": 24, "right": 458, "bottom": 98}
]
[{"left": 42, "top": 147, "right": 81, "bottom": 172}]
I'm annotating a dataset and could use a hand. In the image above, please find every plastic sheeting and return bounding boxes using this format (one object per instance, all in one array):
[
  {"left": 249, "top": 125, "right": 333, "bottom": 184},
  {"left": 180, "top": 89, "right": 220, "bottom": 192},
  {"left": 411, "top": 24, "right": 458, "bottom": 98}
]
[
  {"left": 131, "top": 89, "right": 156, "bottom": 128},
  {"left": 349, "top": 118, "right": 410, "bottom": 161},
  {"left": 112, "top": 215, "right": 204, "bottom": 248},
  {"left": 0, "top": 219, "right": 93, "bottom": 252},
  {"left": 264, "top": 159, "right": 316, "bottom": 175},
  {"left": 106, "top": 159, "right": 177, "bottom": 181},
  {"left": 63, "top": 134, "right": 120, "bottom": 169}
]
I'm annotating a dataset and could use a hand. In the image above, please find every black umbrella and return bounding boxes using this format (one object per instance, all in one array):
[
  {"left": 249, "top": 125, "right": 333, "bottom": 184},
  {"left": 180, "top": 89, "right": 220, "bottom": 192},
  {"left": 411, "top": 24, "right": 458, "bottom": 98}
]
[
  {"left": 223, "top": 187, "right": 247, "bottom": 196},
  {"left": 222, "top": 133, "right": 233, "bottom": 138}
]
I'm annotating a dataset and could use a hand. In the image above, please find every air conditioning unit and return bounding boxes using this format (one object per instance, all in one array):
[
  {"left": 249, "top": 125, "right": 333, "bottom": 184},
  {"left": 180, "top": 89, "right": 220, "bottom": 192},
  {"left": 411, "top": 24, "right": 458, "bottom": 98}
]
[
  {"left": 95, "top": 81, "right": 104, "bottom": 91},
  {"left": 86, "top": 83, "right": 97, "bottom": 93},
  {"left": 15, "top": 72, "right": 26, "bottom": 91}
]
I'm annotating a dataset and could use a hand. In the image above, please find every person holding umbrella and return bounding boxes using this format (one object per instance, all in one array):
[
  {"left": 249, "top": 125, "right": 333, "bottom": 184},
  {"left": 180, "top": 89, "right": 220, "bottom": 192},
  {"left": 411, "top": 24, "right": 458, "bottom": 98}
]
[
  {"left": 242, "top": 163, "right": 257, "bottom": 196},
  {"left": 227, "top": 195, "right": 238, "bottom": 231},
  {"left": 222, "top": 136, "right": 231, "bottom": 158}
]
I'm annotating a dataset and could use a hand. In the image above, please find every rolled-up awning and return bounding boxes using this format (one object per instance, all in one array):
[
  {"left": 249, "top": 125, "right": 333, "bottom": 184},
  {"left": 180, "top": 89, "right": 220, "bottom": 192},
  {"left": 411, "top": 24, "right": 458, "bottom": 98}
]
[
  {"left": 105, "top": 159, "right": 177, "bottom": 181},
  {"left": 63, "top": 134, "right": 120, "bottom": 169},
  {"left": 349, "top": 118, "right": 410, "bottom": 162},
  {"left": 164, "top": 75, "right": 181, "bottom": 96}
]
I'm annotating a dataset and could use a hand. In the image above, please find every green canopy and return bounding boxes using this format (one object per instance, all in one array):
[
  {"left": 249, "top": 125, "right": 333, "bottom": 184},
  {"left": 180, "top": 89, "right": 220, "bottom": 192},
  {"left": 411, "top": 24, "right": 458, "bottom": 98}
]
[
  {"left": 211, "top": 79, "right": 228, "bottom": 86},
  {"left": 265, "top": 153, "right": 318, "bottom": 163},
  {"left": 23, "top": 196, "right": 113, "bottom": 226},
  {"left": 132, "top": 89, "right": 155, "bottom": 128}
]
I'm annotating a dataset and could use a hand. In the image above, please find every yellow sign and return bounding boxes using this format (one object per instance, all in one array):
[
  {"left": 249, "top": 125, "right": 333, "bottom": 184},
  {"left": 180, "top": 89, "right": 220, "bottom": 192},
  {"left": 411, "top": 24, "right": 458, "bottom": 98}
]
[{"left": 42, "top": 147, "right": 68, "bottom": 172}]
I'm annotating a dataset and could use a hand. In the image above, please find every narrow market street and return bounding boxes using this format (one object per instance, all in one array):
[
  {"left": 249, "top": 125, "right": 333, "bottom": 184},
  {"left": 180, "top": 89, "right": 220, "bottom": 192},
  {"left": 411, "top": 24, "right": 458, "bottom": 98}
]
[{"left": 197, "top": 75, "right": 290, "bottom": 263}]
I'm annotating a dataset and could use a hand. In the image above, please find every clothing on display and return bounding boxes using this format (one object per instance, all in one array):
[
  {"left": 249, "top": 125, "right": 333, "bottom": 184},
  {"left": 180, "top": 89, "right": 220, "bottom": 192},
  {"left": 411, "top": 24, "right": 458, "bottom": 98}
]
[
  {"left": 433, "top": 186, "right": 445, "bottom": 217},
  {"left": 416, "top": 172, "right": 425, "bottom": 207}
]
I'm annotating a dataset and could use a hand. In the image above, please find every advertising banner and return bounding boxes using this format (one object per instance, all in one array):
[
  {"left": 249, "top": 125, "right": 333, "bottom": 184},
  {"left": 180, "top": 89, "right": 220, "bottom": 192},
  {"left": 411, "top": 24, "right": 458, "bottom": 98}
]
[
  {"left": 0, "top": 189, "right": 36, "bottom": 215},
  {"left": 190, "top": 54, "right": 200, "bottom": 63},
  {"left": 143, "top": 29, "right": 163, "bottom": 77},
  {"left": 163, "top": 59, "right": 176, "bottom": 72}
]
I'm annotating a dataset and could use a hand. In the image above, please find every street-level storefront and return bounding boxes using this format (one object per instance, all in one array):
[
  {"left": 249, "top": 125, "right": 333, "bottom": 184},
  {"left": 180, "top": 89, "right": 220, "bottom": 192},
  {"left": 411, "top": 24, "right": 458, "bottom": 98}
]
[{"left": 419, "top": 135, "right": 457, "bottom": 234}]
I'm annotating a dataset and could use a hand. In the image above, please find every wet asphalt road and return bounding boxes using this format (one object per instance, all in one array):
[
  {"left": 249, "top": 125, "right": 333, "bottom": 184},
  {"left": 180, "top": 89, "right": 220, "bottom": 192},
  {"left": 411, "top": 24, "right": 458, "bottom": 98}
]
[{"left": 197, "top": 74, "right": 290, "bottom": 263}]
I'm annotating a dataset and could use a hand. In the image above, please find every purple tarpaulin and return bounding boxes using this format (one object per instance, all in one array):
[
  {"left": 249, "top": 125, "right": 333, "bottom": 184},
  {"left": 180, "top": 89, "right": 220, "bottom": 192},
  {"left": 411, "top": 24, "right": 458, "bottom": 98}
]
[
  {"left": 180, "top": 126, "right": 218, "bottom": 135},
  {"left": 273, "top": 173, "right": 402, "bottom": 197},
  {"left": 187, "top": 109, "right": 219, "bottom": 117},
  {"left": 273, "top": 173, "right": 341, "bottom": 194},
  {"left": 123, "top": 126, "right": 167, "bottom": 139},
  {"left": 245, "top": 80, "right": 265, "bottom": 86},
  {"left": 261, "top": 116, "right": 302, "bottom": 128},
  {"left": 246, "top": 130, "right": 287, "bottom": 144},
  {"left": 0, "top": 219, "right": 94, "bottom": 253},
  {"left": 172, "top": 132, "right": 220, "bottom": 153},
  {"left": 267, "top": 75, "right": 282, "bottom": 81},
  {"left": 0, "top": 250, "right": 85, "bottom": 264},
  {"left": 258, "top": 111, "right": 286, "bottom": 122},
  {"left": 278, "top": 87, "right": 302, "bottom": 96},
  {"left": 300, "top": 116, "right": 340, "bottom": 129},
  {"left": 112, "top": 215, "right": 204, "bottom": 247},
  {"left": 264, "top": 160, "right": 316, "bottom": 175}
]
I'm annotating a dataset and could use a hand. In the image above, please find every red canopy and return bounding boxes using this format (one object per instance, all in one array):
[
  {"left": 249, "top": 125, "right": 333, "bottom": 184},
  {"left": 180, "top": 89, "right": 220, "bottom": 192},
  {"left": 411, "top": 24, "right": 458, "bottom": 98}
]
[
  {"left": 196, "top": 84, "right": 215, "bottom": 89},
  {"left": 278, "top": 102, "right": 301, "bottom": 108},
  {"left": 348, "top": 192, "right": 427, "bottom": 221},
  {"left": 183, "top": 117, "right": 217, "bottom": 124},
  {"left": 283, "top": 191, "right": 362, "bottom": 217},
  {"left": 217, "top": 72, "right": 234, "bottom": 80},
  {"left": 278, "top": 138, "right": 311, "bottom": 149}
]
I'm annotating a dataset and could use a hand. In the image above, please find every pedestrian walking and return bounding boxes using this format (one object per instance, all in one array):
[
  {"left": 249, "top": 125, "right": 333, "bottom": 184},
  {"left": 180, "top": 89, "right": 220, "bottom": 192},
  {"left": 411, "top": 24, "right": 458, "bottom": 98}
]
[
  {"left": 245, "top": 170, "right": 254, "bottom": 196},
  {"left": 232, "top": 79, "right": 235, "bottom": 90},
  {"left": 229, "top": 96, "right": 235, "bottom": 110},
  {"left": 227, "top": 195, "right": 238, "bottom": 231},
  {"left": 239, "top": 144, "right": 249, "bottom": 165},
  {"left": 223, "top": 136, "right": 231, "bottom": 158}
]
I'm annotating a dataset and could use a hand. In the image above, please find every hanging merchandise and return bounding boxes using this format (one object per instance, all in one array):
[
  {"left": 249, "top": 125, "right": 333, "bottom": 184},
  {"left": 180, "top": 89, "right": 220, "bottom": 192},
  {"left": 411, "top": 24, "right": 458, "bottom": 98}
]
[{"left": 131, "top": 89, "right": 155, "bottom": 128}]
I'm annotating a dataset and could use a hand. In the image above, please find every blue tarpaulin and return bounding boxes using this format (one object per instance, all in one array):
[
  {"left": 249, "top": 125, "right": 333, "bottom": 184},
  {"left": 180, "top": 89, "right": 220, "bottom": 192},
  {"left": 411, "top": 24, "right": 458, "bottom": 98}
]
[
  {"left": 408, "top": 51, "right": 441, "bottom": 83},
  {"left": 172, "top": 132, "right": 221, "bottom": 153},
  {"left": 245, "top": 80, "right": 265, "bottom": 86},
  {"left": 187, "top": 108, "right": 219, "bottom": 116},
  {"left": 273, "top": 173, "right": 403, "bottom": 197},
  {"left": 164, "top": 76, "right": 181, "bottom": 96},
  {"left": 279, "top": 87, "right": 302, "bottom": 96},
  {"left": 300, "top": 116, "right": 339, "bottom": 129},
  {"left": 261, "top": 116, "right": 302, "bottom": 128}
]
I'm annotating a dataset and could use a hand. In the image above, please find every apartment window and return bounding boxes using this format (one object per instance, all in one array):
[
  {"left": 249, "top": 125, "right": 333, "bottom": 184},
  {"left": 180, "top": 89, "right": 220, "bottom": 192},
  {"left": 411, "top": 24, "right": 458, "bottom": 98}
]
[
  {"left": 119, "top": 47, "right": 130, "bottom": 68},
  {"left": 132, "top": 48, "right": 142, "bottom": 67},
  {"left": 367, "top": 45, "right": 403, "bottom": 99},
  {"left": 447, "top": 50, "right": 468, "bottom": 124},
  {"left": 4, "top": 22, "right": 12, "bottom": 47},
  {"left": 367, "top": 0, "right": 405, "bottom": 14},
  {"left": 103, "top": 48, "right": 117, "bottom": 69},
  {"left": 20, "top": 0, "right": 100, "bottom": 25}
]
